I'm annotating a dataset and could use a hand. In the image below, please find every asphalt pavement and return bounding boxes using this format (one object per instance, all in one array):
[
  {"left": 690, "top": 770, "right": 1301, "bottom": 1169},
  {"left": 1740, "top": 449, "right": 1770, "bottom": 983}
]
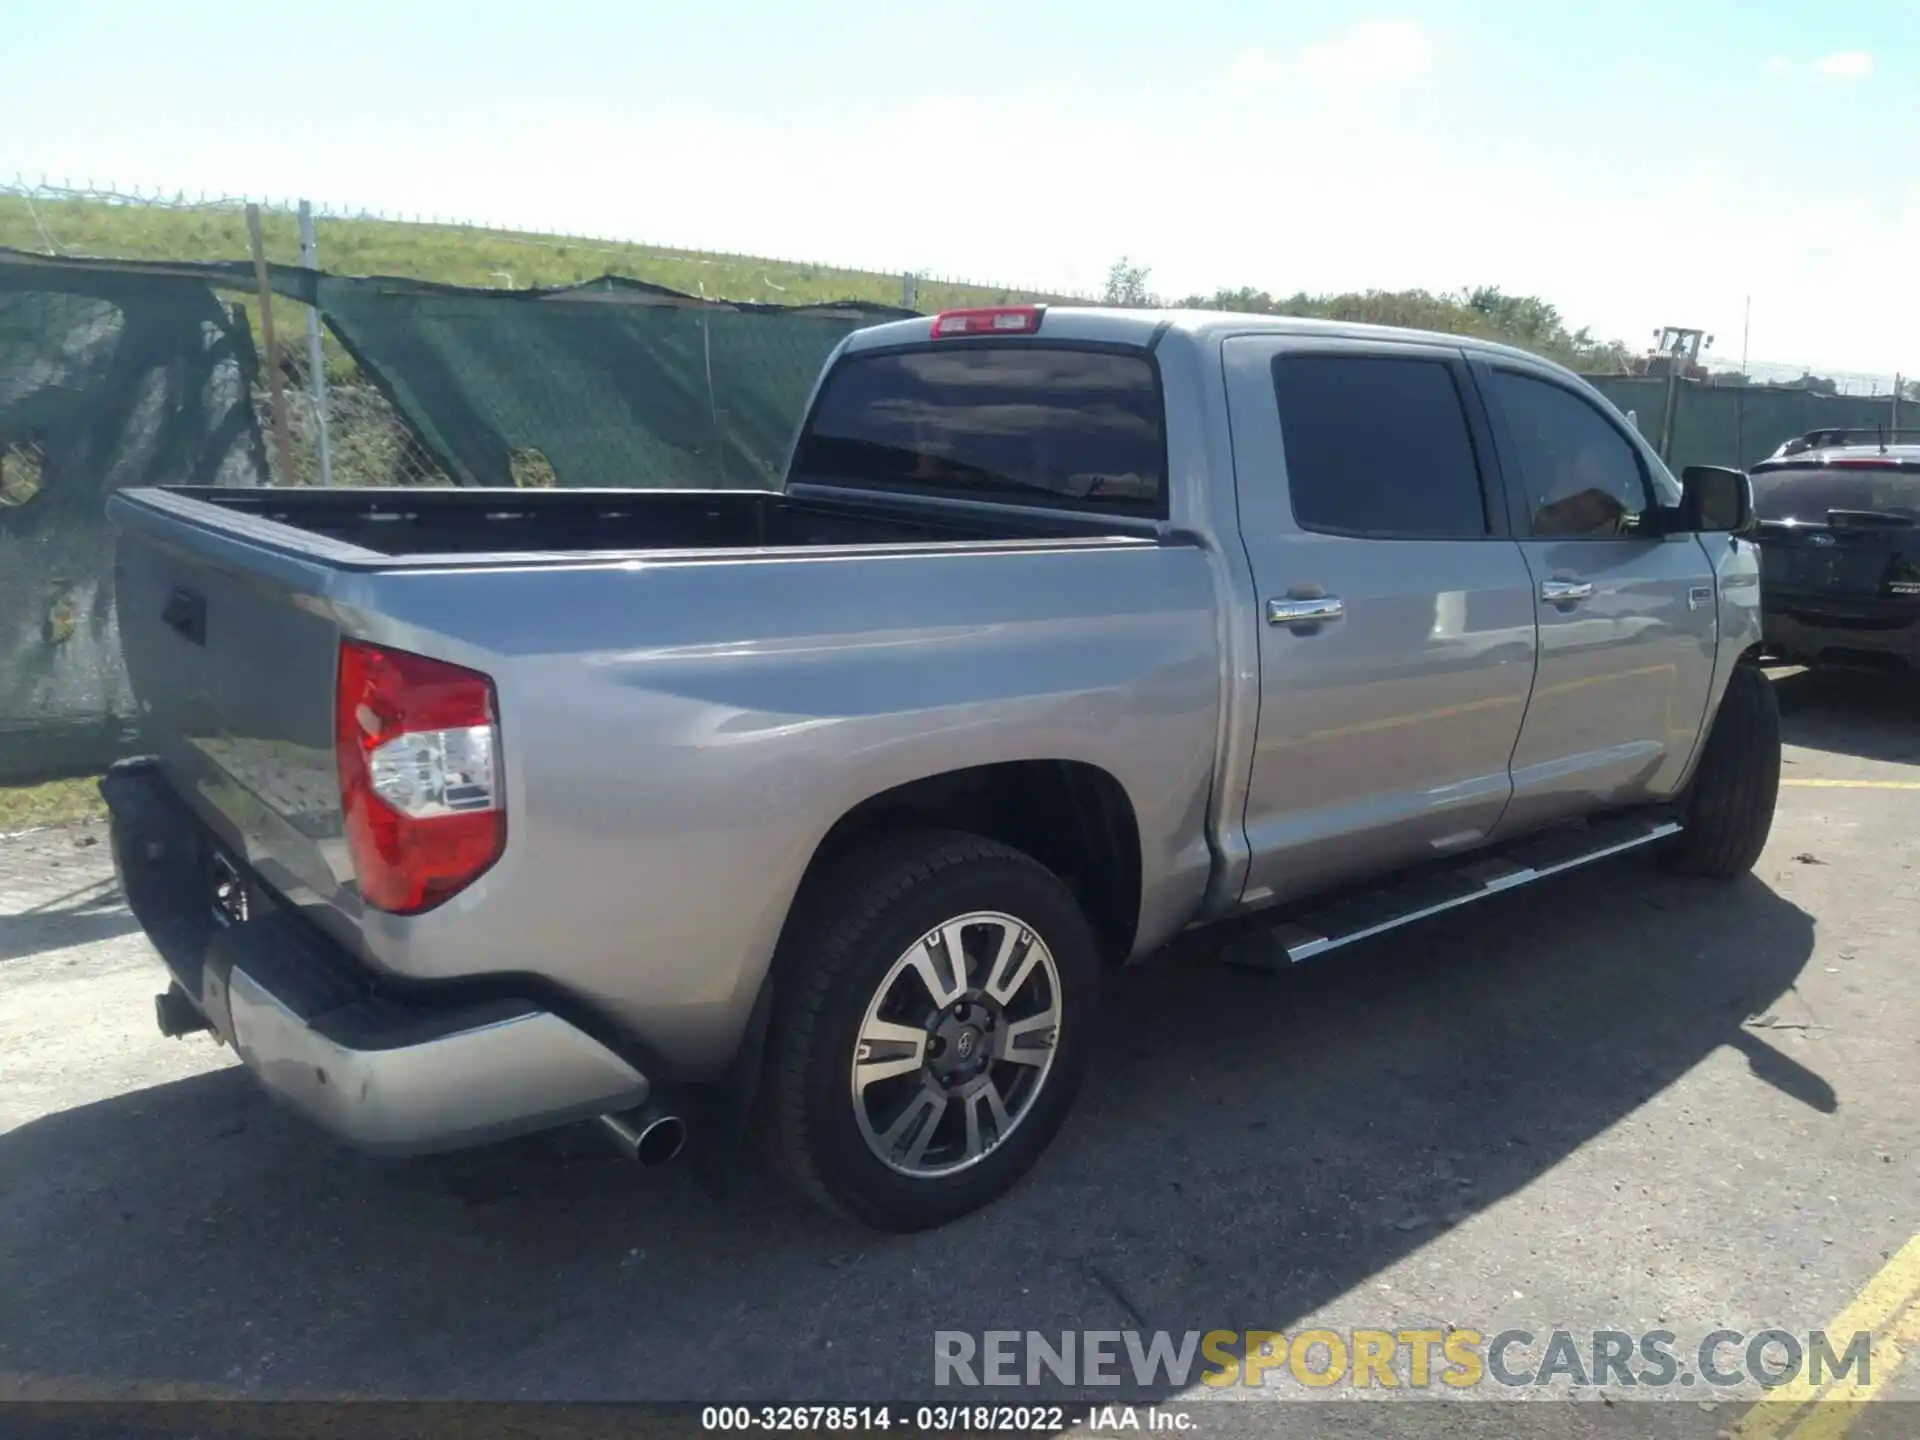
[{"left": 2, "top": 666, "right": 1916, "bottom": 1438}]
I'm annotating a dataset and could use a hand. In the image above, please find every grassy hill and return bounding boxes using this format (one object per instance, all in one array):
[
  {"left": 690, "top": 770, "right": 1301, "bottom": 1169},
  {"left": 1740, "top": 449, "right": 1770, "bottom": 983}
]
[
  {"left": 0, "top": 192, "right": 1062, "bottom": 311},
  {"left": 0, "top": 192, "right": 1638, "bottom": 374}
]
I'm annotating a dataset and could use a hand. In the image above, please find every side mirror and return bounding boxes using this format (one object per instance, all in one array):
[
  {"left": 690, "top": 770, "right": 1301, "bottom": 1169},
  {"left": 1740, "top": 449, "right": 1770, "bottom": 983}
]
[{"left": 1679, "top": 465, "right": 1754, "bottom": 535}]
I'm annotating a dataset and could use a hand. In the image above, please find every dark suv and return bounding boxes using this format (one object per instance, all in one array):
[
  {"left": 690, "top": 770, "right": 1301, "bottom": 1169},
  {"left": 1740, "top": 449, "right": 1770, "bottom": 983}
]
[{"left": 1752, "top": 428, "right": 1920, "bottom": 673}]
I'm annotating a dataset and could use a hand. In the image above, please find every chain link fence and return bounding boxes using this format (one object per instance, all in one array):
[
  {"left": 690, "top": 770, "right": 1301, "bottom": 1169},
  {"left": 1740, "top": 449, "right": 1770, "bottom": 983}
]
[{"left": 251, "top": 333, "right": 453, "bottom": 489}]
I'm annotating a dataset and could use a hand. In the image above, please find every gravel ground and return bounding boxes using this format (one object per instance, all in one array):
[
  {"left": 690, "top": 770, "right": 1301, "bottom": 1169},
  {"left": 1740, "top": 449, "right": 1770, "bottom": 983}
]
[{"left": 2, "top": 667, "right": 1916, "bottom": 1436}]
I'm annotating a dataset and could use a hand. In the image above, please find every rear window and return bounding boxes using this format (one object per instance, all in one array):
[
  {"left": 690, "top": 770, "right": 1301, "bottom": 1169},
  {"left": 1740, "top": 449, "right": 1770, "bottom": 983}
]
[
  {"left": 1752, "top": 465, "right": 1920, "bottom": 523},
  {"left": 789, "top": 345, "right": 1166, "bottom": 516}
]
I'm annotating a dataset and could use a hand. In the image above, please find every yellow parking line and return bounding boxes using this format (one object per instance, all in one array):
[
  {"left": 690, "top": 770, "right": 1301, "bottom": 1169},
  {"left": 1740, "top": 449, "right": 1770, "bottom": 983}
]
[
  {"left": 1787, "top": 1303, "right": 1920, "bottom": 1440},
  {"left": 1782, "top": 779, "right": 1920, "bottom": 791},
  {"left": 1731, "top": 1233, "right": 1920, "bottom": 1439}
]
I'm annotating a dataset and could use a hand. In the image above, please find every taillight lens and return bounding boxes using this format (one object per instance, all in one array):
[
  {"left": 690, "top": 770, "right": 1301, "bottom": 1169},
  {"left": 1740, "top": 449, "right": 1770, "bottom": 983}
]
[{"left": 335, "top": 639, "right": 504, "bottom": 915}]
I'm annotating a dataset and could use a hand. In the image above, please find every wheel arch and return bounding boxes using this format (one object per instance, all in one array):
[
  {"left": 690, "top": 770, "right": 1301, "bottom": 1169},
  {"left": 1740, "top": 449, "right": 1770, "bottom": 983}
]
[{"left": 783, "top": 759, "right": 1144, "bottom": 968}]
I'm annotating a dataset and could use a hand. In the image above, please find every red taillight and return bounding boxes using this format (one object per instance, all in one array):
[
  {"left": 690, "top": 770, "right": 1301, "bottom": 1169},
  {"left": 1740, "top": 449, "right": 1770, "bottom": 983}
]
[
  {"left": 930, "top": 306, "right": 1043, "bottom": 339},
  {"left": 335, "top": 639, "right": 504, "bottom": 915}
]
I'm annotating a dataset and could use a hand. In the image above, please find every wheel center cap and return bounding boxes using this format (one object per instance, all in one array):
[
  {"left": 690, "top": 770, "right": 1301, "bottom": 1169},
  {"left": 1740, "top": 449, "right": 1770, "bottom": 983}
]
[{"left": 931, "top": 1013, "right": 987, "bottom": 1075}]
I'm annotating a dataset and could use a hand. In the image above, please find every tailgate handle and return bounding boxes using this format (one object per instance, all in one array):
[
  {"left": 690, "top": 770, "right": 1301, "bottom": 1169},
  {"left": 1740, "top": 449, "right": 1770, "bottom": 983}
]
[{"left": 162, "top": 587, "right": 206, "bottom": 646}]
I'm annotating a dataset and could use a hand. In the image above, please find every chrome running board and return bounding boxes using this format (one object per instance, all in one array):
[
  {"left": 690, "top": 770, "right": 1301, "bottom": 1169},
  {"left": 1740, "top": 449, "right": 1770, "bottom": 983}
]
[{"left": 1222, "top": 811, "right": 1683, "bottom": 970}]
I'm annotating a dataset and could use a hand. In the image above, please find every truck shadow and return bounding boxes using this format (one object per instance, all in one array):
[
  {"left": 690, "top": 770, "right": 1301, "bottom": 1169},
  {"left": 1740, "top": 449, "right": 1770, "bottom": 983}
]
[
  {"left": 0, "top": 880, "right": 140, "bottom": 963},
  {"left": 0, "top": 863, "right": 1817, "bottom": 1402},
  {"left": 1773, "top": 665, "right": 1920, "bottom": 764}
]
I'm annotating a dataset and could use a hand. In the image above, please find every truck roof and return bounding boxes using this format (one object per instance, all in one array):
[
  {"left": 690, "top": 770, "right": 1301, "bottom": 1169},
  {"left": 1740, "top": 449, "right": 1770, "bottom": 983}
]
[{"left": 841, "top": 305, "right": 1568, "bottom": 372}]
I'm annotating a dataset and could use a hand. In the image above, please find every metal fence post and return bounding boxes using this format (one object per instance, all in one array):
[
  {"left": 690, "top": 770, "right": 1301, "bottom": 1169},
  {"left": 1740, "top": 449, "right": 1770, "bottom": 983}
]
[
  {"left": 1893, "top": 374, "right": 1903, "bottom": 437},
  {"left": 298, "top": 201, "right": 334, "bottom": 486}
]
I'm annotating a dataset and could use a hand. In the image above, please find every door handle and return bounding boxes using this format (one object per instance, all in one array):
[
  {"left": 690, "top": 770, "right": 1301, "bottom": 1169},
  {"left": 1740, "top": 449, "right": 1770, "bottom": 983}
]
[
  {"left": 1539, "top": 579, "right": 1593, "bottom": 606},
  {"left": 1266, "top": 595, "right": 1345, "bottom": 628}
]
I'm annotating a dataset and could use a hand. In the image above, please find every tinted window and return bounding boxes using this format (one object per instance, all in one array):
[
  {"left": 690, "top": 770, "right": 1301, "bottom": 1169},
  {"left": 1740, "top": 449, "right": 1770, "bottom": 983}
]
[
  {"left": 1271, "top": 355, "right": 1488, "bottom": 537},
  {"left": 1489, "top": 370, "right": 1651, "bottom": 538},
  {"left": 790, "top": 346, "right": 1165, "bottom": 515},
  {"left": 1753, "top": 465, "right": 1920, "bottom": 523}
]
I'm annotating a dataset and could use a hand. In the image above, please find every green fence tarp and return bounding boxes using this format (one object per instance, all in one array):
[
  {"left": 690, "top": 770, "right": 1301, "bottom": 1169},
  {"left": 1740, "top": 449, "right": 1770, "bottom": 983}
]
[
  {"left": 1584, "top": 375, "right": 1903, "bottom": 471},
  {"left": 316, "top": 274, "right": 914, "bottom": 490},
  {"left": 0, "top": 264, "right": 267, "bottom": 784}
]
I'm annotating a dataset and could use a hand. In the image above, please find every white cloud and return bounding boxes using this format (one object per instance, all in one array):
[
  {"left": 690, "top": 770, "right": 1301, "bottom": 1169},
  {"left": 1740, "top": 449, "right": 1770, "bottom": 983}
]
[
  {"left": 1217, "top": 18, "right": 1434, "bottom": 97},
  {"left": 1811, "top": 50, "right": 1873, "bottom": 77},
  {"left": 1297, "top": 18, "right": 1436, "bottom": 84},
  {"left": 1760, "top": 55, "right": 1793, "bottom": 76}
]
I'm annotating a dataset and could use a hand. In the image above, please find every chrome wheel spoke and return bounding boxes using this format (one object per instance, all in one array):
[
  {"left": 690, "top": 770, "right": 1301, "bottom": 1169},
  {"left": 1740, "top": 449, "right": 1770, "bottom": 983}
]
[
  {"left": 854, "top": 1016, "right": 927, "bottom": 1090},
  {"left": 983, "top": 924, "right": 1039, "bottom": 1006},
  {"left": 878, "top": 1088, "right": 947, "bottom": 1167},
  {"left": 905, "top": 937, "right": 966, "bottom": 1011},
  {"left": 962, "top": 1079, "right": 1014, "bottom": 1162},
  {"left": 997, "top": 1007, "right": 1060, "bottom": 1067},
  {"left": 939, "top": 922, "right": 978, "bottom": 993}
]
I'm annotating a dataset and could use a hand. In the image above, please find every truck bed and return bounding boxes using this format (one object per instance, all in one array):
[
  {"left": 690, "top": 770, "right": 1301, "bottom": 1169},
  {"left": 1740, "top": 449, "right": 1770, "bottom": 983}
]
[{"left": 146, "top": 485, "right": 1114, "bottom": 563}]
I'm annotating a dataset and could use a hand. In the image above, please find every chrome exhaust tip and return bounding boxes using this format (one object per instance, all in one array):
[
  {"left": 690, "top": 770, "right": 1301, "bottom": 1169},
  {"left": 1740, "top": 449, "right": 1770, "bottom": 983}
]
[
  {"left": 154, "top": 985, "right": 212, "bottom": 1039},
  {"left": 598, "top": 1106, "right": 688, "bottom": 1167}
]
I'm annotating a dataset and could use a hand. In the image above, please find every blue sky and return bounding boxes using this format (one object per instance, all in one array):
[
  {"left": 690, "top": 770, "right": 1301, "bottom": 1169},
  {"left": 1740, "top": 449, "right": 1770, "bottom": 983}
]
[{"left": 3, "top": 0, "right": 1915, "bottom": 375}]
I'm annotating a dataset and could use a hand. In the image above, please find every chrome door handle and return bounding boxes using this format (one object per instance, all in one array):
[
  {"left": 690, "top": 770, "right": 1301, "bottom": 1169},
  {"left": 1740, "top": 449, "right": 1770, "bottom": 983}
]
[
  {"left": 1267, "top": 595, "right": 1345, "bottom": 627},
  {"left": 1540, "top": 579, "right": 1594, "bottom": 605}
]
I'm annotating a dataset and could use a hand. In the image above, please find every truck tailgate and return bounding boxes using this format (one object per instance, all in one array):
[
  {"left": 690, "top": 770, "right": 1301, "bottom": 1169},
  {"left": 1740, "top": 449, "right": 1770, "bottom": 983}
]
[{"left": 111, "top": 497, "right": 351, "bottom": 921}]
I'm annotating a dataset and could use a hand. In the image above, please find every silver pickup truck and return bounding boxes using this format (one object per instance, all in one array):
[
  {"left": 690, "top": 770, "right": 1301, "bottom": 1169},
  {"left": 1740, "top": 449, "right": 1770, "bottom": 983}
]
[{"left": 102, "top": 305, "right": 1779, "bottom": 1231}]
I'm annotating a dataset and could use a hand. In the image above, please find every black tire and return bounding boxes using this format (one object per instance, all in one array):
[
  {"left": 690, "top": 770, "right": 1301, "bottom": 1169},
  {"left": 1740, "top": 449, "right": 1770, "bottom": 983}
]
[
  {"left": 758, "top": 829, "right": 1101, "bottom": 1231},
  {"left": 1660, "top": 663, "right": 1781, "bottom": 879}
]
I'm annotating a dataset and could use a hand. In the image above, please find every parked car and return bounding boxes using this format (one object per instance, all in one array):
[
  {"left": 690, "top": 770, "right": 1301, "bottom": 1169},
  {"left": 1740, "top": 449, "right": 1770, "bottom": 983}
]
[
  {"left": 1750, "top": 427, "right": 1920, "bottom": 673},
  {"left": 101, "top": 305, "right": 1779, "bottom": 1232}
]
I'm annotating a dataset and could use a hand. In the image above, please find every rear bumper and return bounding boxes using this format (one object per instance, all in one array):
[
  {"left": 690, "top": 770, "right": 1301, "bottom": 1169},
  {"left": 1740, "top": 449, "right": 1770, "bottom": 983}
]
[
  {"left": 1762, "top": 592, "right": 1920, "bottom": 669},
  {"left": 101, "top": 760, "right": 650, "bottom": 1156}
]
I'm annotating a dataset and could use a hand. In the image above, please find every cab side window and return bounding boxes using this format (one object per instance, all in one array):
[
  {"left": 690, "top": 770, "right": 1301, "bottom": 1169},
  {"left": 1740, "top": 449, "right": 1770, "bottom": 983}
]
[
  {"left": 1489, "top": 370, "right": 1653, "bottom": 538},
  {"left": 1272, "top": 354, "right": 1491, "bottom": 538}
]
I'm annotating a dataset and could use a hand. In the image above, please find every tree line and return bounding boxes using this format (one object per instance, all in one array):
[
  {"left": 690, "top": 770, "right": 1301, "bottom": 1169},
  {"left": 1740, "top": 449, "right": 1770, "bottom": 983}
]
[{"left": 1100, "top": 257, "right": 1910, "bottom": 394}]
